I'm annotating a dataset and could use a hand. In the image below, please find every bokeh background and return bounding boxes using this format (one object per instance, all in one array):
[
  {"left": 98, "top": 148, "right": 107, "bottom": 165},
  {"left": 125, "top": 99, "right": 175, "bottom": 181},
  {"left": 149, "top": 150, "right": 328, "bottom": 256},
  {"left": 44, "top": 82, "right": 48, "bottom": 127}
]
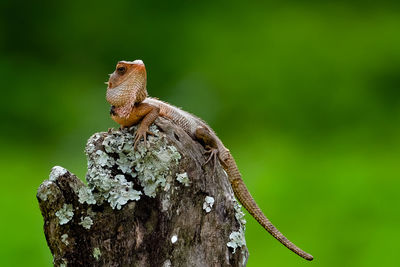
[{"left": 1, "top": 1, "right": 399, "bottom": 266}]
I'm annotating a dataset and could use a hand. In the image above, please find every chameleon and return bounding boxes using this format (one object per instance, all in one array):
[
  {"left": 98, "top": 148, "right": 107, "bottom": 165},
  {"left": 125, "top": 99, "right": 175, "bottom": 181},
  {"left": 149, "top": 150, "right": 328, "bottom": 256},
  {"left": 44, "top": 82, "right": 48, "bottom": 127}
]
[{"left": 105, "top": 59, "right": 313, "bottom": 261}]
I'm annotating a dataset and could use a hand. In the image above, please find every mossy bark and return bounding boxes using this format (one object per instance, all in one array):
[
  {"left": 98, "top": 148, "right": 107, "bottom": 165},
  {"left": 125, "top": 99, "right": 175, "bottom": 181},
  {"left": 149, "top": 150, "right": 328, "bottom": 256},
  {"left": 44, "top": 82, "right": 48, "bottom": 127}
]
[{"left": 37, "top": 118, "right": 248, "bottom": 266}]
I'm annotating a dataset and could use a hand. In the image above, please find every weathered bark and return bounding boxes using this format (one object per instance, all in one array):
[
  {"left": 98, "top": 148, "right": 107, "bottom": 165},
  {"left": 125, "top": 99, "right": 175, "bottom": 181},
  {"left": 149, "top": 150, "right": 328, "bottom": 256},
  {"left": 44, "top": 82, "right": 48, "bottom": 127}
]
[{"left": 37, "top": 117, "right": 248, "bottom": 267}]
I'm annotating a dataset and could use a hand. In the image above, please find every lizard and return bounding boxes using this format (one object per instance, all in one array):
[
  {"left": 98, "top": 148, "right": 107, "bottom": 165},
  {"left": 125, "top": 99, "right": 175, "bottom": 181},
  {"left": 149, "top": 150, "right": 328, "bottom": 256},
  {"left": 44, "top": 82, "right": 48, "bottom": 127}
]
[{"left": 105, "top": 59, "right": 314, "bottom": 261}]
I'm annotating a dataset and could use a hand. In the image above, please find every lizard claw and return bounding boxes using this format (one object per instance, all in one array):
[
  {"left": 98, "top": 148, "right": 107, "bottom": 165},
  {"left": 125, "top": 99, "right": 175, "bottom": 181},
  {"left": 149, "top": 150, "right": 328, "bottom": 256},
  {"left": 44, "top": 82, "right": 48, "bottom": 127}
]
[
  {"left": 133, "top": 129, "right": 155, "bottom": 150},
  {"left": 203, "top": 146, "right": 219, "bottom": 172}
]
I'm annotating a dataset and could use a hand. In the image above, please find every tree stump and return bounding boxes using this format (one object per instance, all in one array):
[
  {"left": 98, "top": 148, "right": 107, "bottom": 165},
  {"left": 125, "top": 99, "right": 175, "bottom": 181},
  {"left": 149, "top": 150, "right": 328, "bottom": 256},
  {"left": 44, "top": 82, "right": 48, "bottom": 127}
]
[{"left": 37, "top": 117, "right": 248, "bottom": 266}]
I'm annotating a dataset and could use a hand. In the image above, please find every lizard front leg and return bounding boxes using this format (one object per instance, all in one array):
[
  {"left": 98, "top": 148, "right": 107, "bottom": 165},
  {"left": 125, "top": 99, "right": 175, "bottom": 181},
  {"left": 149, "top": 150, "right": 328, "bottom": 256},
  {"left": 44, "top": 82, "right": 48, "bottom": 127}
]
[
  {"left": 111, "top": 103, "right": 160, "bottom": 148},
  {"left": 133, "top": 103, "right": 160, "bottom": 149}
]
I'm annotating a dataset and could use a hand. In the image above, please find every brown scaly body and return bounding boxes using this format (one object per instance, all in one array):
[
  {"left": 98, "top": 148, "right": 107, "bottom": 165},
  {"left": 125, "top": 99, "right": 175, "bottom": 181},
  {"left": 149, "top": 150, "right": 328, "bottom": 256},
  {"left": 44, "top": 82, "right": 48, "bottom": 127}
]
[{"left": 106, "top": 60, "right": 313, "bottom": 261}]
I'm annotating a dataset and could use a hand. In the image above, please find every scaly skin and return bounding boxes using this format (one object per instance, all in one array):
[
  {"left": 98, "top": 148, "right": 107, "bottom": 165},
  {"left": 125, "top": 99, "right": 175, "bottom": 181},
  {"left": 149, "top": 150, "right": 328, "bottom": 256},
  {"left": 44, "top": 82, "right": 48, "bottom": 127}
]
[{"left": 106, "top": 60, "right": 313, "bottom": 261}]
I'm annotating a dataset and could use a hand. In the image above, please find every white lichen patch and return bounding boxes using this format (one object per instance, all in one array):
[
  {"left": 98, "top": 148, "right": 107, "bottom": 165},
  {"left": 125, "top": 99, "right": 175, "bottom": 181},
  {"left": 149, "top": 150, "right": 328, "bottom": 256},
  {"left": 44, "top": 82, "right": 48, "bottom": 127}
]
[
  {"left": 55, "top": 204, "right": 74, "bottom": 225},
  {"left": 93, "top": 247, "right": 101, "bottom": 261},
  {"left": 86, "top": 142, "right": 97, "bottom": 155},
  {"left": 163, "top": 259, "right": 172, "bottom": 267},
  {"left": 49, "top": 166, "right": 67, "bottom": 181},
  {"left": 203, "top": 196, "right": 215, "bottom": 213},
  {"left": 227, "top": 229, "right": 246, "bottom": 254},
  {"left": 242, "top": 251, "right": 247, "bottom": 266},
  {"left": 176, "top": 172, "right": 190, "bottom": 186},
  {"left": 79, "top": 216, "right": 93, "bottom": 229},
  {"left": 108, "top": 175, "right": 142, "bottom": 209},
  {"left": 171, "top": 235, "right": 178, "bottom": 244},
  {"left": 133, "top": 141, "right": 181, "bottom": 197},
  {"left": 233, "top": 201, "right": 246, "bottom": 226},
  {"left": 38, "top": 181, "right": 53, "bottom": 201},
  {"left": 84, "top": 125, "right": 181, "bottom": 209},
  {"left": 116, "top": 153, "right": 131, "bottom": 173},
  {"left": 161, "top": 195, "right": 170, "bottom": 212},
  {"left": 61, "top": 234, "right": 69, "bottom": 246},
  {"left": 96, "top": 150, "right": 115, "bottom": 167},
  {"left": 78, "top": 186, "right": 96, "bottom": 205}
]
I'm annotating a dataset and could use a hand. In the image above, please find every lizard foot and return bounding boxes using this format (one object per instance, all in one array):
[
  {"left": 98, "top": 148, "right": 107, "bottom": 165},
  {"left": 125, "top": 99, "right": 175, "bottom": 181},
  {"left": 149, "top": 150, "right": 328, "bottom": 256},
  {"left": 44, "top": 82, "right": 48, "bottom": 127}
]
[
  {"left": 203, "top": 146, "right": 219, "bottom": 172},
  {"left": 133, "top": 128, "right": 155, "bottom": 150}
]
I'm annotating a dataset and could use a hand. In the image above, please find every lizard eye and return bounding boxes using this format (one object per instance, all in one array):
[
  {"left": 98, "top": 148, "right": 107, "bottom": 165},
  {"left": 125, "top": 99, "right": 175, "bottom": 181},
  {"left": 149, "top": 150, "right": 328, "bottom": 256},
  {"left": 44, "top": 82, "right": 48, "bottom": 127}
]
[{"left": 117, "top": 66, "right": 126, "bottom": 74}]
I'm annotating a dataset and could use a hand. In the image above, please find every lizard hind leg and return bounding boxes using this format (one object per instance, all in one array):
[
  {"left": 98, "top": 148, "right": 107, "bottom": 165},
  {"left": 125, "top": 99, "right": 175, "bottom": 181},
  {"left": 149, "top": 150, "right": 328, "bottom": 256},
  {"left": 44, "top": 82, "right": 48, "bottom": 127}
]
[
  {"left": 195, "top": 127, "right": 219, "bottom": 171},
  {"left": 204, "top": 145, "right": 218, "bottom": 167}
]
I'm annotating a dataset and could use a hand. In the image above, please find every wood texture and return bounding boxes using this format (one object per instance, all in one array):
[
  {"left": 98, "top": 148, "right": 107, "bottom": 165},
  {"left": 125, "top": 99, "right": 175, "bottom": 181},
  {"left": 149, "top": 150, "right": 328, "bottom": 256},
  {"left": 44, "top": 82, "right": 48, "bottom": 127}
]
[{"left": 37, "top": 118, "right": 248, "bottom": 267}]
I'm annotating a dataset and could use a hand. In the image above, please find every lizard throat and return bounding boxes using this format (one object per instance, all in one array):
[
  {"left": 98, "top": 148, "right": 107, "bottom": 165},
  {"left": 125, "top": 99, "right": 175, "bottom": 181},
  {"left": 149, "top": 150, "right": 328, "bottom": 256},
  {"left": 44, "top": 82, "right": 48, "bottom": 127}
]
[{"left": 106, "top": 82, "right": 148, "bottom": 107}]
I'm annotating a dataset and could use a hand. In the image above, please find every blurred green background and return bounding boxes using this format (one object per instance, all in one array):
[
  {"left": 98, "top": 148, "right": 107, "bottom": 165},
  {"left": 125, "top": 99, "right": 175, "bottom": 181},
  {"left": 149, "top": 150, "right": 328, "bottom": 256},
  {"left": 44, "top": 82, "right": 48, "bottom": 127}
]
[{"left": 1, "top": 0, "right": 399, "bottom": 266}]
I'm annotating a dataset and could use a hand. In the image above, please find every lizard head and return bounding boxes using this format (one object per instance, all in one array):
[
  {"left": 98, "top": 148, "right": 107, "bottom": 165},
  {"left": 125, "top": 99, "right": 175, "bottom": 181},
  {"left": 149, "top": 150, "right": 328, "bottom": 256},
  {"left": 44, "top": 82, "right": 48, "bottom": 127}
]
[{"left": 106, "top": 60, "right": 148, "bottom": 107}]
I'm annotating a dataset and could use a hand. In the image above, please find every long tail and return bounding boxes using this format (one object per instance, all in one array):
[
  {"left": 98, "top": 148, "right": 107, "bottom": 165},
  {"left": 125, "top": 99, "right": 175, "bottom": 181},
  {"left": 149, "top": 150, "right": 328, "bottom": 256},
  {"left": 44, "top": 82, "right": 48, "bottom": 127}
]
[{"left": 221, "top": 151, "right": 313, "bottom": 261}]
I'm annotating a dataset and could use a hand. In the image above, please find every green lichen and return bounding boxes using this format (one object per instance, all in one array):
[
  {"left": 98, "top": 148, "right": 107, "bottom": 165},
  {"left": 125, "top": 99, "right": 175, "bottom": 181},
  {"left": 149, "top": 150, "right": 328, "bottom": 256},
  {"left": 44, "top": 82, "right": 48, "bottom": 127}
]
[
  {"left": 79, "top": 216, "right": 93, "bottom": 229},
  {"left": 203, "top": 196, "right": 215, "bottom": 213},
  {"left": 227, "top": 229, "right": 246, "bottom": 254},
  {"left": 93, "top": 247, "right": 101, "bottom": 261},
  {"left": 84, "top": 125, "right": 181, "bottom": 210},
  {"left": 176, "top": 172, "right": 190, "bottom": 186},
  {"left": 55, "top": 204, "right": 74, "bottom": 225}
]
